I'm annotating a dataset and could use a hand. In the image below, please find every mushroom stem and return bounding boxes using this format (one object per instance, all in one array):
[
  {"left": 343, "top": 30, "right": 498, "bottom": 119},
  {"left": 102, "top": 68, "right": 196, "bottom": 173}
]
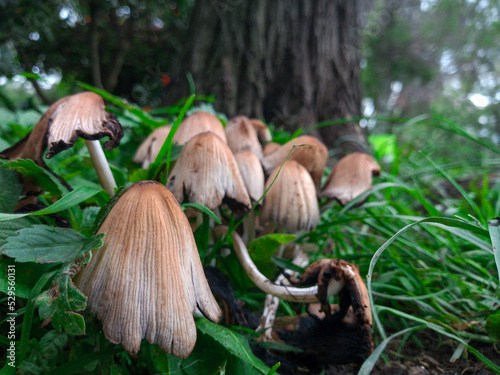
[
  {"left": 85, "top": 139, "right": 117, "bottom": 196},
  {"left": 231, "top": 231, "right": 319, "bottom": 303}
]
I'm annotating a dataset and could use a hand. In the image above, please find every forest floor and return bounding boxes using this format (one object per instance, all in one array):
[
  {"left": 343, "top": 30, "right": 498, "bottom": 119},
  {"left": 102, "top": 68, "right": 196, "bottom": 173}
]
[{"left": 326, "top": 331, "right": 499, "bottom": 375}]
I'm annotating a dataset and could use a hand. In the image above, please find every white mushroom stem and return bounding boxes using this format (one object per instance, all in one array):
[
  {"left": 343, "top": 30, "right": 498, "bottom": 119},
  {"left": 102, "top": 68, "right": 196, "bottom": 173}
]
[
  {"left": 231, "top": 231, "right": 319, "bottom": 302},
  {"left": 257, "top": 246, "right": 310, "bottom": 340},
  {"left": 85, "top": 139, "right": 117, "bottom": 196}
]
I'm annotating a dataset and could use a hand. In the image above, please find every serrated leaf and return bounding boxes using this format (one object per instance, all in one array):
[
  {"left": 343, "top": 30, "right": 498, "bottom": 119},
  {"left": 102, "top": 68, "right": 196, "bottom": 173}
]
[
  {"left": 0, "top": 186, "right": 100, "bottom": 221},
  {"left": 0, "top": 225, "right": 103, "bottom": 264},
  {"left": 196, "top": 318, "right": 270, "bottom": 374},
  {"left": 247, "top": 234, "right": 296, "bottom": 262},
  {"left": 2, "top": 159, "right": 67, "bottom": 197}
]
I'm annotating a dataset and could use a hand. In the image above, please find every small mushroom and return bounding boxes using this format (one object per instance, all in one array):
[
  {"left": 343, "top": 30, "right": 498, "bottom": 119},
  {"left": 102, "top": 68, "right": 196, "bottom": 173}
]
[
  {"left": 133, "top": 125, "right": 172, "bottom": 168},
  {"left": 167, "top": 132, "right": 251, "bottom": 212},
  {"left": 74, "top": 181, "right": 221, "bottom": 357},
  {"left": 172, "top": 111, "right": 226, "bottom": 145},
  {"left": 260, "top": 160, "right": 319, "bottom": 233},
  {"left": 263, "top": 142, "right": 281, "bottom": 156},
  {"left": 261, "top": 135, "right": 328, "bottom": 189},
  {"left": 319, "top": 152, "right": 381, "bottom": 206},
  {"left": 249, "top": 119, "right": 272, "bottom": 143},
  {"left": 0, "top": 92, "right": 123, "bottom": 196},
  {"left": 225, "top": 116, "right": 263, "bottom": 159}
]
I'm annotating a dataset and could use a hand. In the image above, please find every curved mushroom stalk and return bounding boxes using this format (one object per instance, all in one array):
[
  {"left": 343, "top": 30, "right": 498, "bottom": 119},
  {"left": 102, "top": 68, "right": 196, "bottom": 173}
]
[{"left": 231, "top": 231, "right": 372, "bottom": 328}]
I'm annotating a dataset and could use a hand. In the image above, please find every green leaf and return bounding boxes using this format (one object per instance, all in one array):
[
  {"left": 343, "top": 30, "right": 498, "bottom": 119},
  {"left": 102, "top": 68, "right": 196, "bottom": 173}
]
[
  {"left": 486, "top": 310, "right": 500, "bottom": 341},
  {"left": 247, "top": 234, "right": 295, "bottom": 262},
  {"left": 0, "top": 259, "right": 55, "bottom": 298},
  {"left": 0, "top": 225, "right": 104, "bottom": 264},
  {"left": 488, "top": 218, "right": 500, "bottom": 284},
  {"left": 0, "top": 165, "right": 22, "bottom": 213},
  {"left": 196, "top": 318, "right": 270, "bottom": 374},
  {"left": 182, "top": 202, "right": 222, "bottom": 224},
  {"left": 2, "top": 159, "right": 67, "bottom": 197},
  {"left": 0, "top": 186, "right": 100, "bottom": 221}
]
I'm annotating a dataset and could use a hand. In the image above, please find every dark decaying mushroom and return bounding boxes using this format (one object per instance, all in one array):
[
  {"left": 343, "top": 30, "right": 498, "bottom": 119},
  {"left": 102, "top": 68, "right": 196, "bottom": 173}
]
[
  {"left": 0, "top": 91, "right": 124, "bottom": 196},
  {"left": 166, "top": 131, "right": 251, "bottom": 212},
  {"left": 319, "top": 152, "right": 381, "bottom": 205},
  {"left": 74, "top": 181, "right": 221, "bottom": 358}
]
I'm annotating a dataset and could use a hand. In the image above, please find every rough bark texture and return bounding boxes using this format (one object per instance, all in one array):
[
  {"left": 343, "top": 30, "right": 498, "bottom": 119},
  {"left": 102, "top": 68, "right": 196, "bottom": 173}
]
[{"left": 165, "top": 0, "right": 366, "bottom": 153}]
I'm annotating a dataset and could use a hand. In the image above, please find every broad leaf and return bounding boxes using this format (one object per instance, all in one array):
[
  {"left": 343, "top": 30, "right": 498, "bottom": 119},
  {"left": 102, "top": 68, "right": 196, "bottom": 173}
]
[
  {"left": 248, "top": 234, "right": 295, "bottom": 262},
  {"left": 0, "top": 165, "right": 22, "bottom": 213}
]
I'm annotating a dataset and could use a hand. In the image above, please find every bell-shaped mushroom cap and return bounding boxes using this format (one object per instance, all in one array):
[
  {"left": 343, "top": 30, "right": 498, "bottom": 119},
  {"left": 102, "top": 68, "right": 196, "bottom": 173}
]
[
  {"left": 167, "top": 132, "right": 251, "bottom": 212},
  {"left": 45, "top": 92, "right": 123, "bottom": 158},
  {"left": 263, "top": 142, "right": 281, "bottom": 157},
  {"left": 74, "top": 181, "right": 221, "bottom": 358},
  {"left": 133, "top": 125, "right": 172, "bottom": 168},
  {"left": 172, "top": 111, "right": 226, "bottom": 145},
  {"left": 319, "top": 152, "right": 381, "bottom": 206},
  {"left": 234, "top": 151, "right": 265, "bottom": 203},
  {"left": 260, "top": 160, "right": 319, "bottom": 233},
  {"left": 261, "top": 136, "right": 328, "bottom": 189},
  {"left": 249, "top": 119, "right": 272, "bottom": 143},
  {"left": 225, "top": 116, "right": 263, "bottom": 159}
]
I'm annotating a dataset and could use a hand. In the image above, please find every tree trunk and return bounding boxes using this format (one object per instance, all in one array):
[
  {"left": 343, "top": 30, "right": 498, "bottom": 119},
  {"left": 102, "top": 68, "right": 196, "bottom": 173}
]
[{"left": 165, "top": 0, "right": 366, "bottom": 154}]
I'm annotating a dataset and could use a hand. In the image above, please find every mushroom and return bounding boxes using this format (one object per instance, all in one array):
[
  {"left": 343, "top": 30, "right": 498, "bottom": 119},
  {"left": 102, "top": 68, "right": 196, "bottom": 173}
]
[
  {"left": 234, "top": 151, "right": 265, "bottom": 203},
  {"left": 74, "top": 181, "right": 221, "bottom": 357},
  {"left": 166, "top": 132, "right": 251, "bottom": 212},
  {"left": 133, "top": 125, "right": 172, "bottom": 168},
  {"left": 263, "top": 142, "right": 281, "bottom": 156},
  {"left": 225, "top": 116, "right": 263, "bottom": 159},
  {"left": 260, "top": 160, "right": 319, "bottom": 233},
  {"left": 319, "top": 152, "right": 381, "bottom": 206},
  {"left": 261, "top": 135, "right": 328, "bottom": 189},
  {"left": 172, "top": 111, "right": 226, "bottom": 145},
  {"left": 249, "top": 119, "right": 272, "bottom": 143},
  {"left": 0, "top": 92, "right": 123, "bottom": 196},
  {"left": 231, "top": 229, "right": 372, "bottom": 330}
]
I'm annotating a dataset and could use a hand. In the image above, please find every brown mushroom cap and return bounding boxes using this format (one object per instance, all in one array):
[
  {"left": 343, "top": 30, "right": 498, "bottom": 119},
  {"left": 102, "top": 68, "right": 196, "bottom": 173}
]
[
  {"left": 133, "top": 125, "right": 172, "bottom": 168},
  {"left": 260, "top": 160, "right": 319, "bottom": 233},
  {"left": 225, "top": 116, "right": 263, "bottom": 159},
  {"left": 74, "top": 181, "right": 221, "bottom": 357},
  {"left": 263, "top": 142, "right": 281, "bottom": 157},
  {"left": 45, "top": 92, "right": 123, "bottom": 158},
  {"left": 234, "top": 151, "right": 265, "bottom": 203},
  {"left": 249, "top": 119, "right": 272, "bottom": 143},
  {"left": 172, "top": 111, "right": 226, "bottom": 145},
  {"left": 167, "top": 132, "right": 251, "bottom": 212},
  {"left": 319, "top": 152, "right": 381, "bottom": 205},
  {"left": 261, "top": 136, "right": 328, "bottom": 189}
]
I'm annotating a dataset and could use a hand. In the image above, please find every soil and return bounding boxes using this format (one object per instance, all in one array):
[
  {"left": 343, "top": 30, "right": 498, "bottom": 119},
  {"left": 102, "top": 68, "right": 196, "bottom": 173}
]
[{"left": 326, "top": 331, "right": 499, "bottom": 375}]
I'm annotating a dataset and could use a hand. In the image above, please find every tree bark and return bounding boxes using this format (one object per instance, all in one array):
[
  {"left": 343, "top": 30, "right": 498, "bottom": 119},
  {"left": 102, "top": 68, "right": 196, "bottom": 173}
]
[{"left": 165, "top": 0, "right": 366, "bottom": 154}]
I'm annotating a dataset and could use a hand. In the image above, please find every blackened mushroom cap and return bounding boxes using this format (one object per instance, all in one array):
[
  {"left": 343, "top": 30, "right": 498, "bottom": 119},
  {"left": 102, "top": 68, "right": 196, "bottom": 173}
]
[
  {"left": 45, "top": 92, "right": 123, "bottom": 158},
  {"left": 225, "top": 116, "right": 263, "bottom": 159},
  {"left": 74, "top": 181, "right": 221, "bottom": 358},
  {"left": 172, "top": 111, "right": 226, "bottom": 145},
  {"left": 261, "top": 136, "right": 328, "bottom": 189},
  {"left": 133, "top": 125, "right": 172, "bottom": 168},
  {"left": 167, "top": 132, "right": 252, "bottom": 212},
  {"left": 319, "top": 152, "right": 381, "bottom": 206},
  {"left": 260, "top": 160, "right": 319, "bottom": 233}
]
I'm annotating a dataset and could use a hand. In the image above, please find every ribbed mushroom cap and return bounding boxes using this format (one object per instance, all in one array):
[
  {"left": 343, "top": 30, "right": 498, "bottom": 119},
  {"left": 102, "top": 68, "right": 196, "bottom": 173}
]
[
  {"left": 74, "top": 181, "right": 221, "bottom": 358},
  {"left": 133, "top": 125, "right": 172, "bottom": 168},
  {"left": 44, "top": 91, "right": 123, "bottom": 158},
  {"left": 172, "top": 111, "right": 226, "bottom": 145},
  {"left": 249, "top": 119, "right": 272, "bottom": 143},
  {"left": 319, "top": 152, "right": 381, "bottom": 206},
  {"left": 225, "top": 116, "right": 263, "bottom": 159},
  {"left": 260, "top": 160, "right": 319, "bottom": 233},
  {"left": 167, "top": 132, "right": 251, "bottom": 212},
  {"left": 261, "top": 136, "right": 328, "bottom": 189},
  {"left": 234, "top": 151, "right": 265, "bottom": 203}
]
